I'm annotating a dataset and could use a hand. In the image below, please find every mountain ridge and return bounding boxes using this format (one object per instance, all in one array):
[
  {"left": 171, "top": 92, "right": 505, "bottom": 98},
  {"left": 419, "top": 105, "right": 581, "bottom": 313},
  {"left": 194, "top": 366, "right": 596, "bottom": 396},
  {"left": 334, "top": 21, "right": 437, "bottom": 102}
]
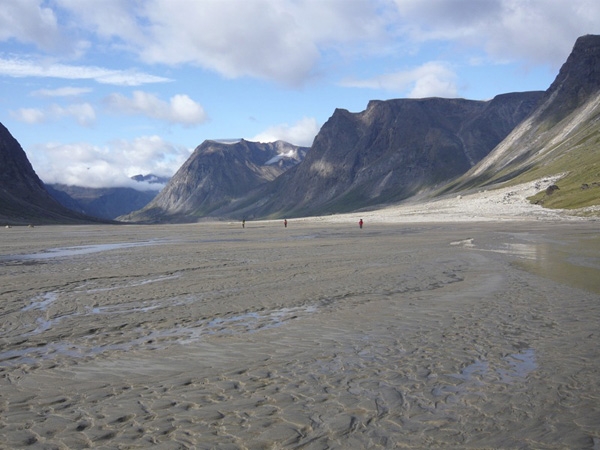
[
  {"left": 210, "top": 91, "right": 543, "bottom": 219},
  {"left": 443, "top": 34, "right": 600, "bottom": 211},
  {"left": 3, "top": 34, "right": 599, "bottom": 224}
]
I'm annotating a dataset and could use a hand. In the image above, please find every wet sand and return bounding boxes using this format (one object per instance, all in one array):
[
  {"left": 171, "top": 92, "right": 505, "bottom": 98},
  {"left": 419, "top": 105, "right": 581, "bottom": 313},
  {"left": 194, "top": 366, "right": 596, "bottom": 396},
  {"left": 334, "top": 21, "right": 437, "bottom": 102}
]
[{"left": 1, "top": 220, "right": 599, "bottom": 449}]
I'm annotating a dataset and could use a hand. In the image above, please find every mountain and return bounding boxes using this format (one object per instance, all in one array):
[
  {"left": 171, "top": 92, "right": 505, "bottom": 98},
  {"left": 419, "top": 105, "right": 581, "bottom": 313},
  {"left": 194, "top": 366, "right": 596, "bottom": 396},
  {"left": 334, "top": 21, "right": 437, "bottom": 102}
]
[
  {"left": 0, "top": 122, "right": 102, "bottom": 225},
  {"left": 119, "top": 34, "right": 600, "bottom": 222},
  {"left": 47, "top": 174, "right": 167, "bottom": 220},
  {"left": 121, "top": 139, "right": 308, "bottom": 223},
  {"left": 445, "top": 34, "right": 600, "bottom": 211},
  {"left": 47, "top": 184, "right": 160, "bottom": 220},
  {"left": 220, "top": 92, "right": 543, "bottom": 219}
]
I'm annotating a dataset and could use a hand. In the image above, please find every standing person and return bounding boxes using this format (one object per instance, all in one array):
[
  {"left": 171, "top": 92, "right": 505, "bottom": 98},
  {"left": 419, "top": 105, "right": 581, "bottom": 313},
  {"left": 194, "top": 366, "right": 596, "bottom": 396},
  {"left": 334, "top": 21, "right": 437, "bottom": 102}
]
[
  {"left": 359, "top": 218, "right": 363, "bottom": 229},
  {"left": 284, "top": 219, "right": 287, "bottom": 228},
  {"left": 242, "top": 219, "right": 245, "bottom": 228}
]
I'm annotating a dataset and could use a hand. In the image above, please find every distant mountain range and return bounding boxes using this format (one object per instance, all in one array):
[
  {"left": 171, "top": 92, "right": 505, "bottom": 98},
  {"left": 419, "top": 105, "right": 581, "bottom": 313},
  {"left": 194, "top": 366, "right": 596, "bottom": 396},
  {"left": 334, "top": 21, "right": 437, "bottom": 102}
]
[
  {"left": 47, "top": 174, "right": 169, "bottom": 220},
  {"left": 2, "top": 34, "right": 599, "bottom": 225}
]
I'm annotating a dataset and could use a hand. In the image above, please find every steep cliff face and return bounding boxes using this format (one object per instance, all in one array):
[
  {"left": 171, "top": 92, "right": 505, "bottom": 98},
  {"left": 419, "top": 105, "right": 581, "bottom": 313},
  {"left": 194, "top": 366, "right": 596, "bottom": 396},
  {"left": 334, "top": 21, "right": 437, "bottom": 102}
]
[
  {"left": 452, "top": 35, "right": 600, "bottom": 210},
  {"left": 539, "top": 34, "right": 600, "bottom": 127},
  {"left": 122, "top": 139, "right": 307, "bottom": 223},
  {"left": 240, "top": 92, "right": 542, "bottom": 218},
  {"left": 0, "top": 122, "right": 97, "bottom": 225}
]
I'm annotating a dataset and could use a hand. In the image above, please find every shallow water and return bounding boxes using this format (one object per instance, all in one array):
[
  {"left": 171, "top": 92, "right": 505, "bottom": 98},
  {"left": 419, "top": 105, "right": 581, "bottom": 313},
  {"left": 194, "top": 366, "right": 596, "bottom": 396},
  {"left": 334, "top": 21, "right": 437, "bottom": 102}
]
[
  {"left": 454, "top": 229, "right": 600, "bottom": 294},
  {"left": 0, "top": 240, "right": 163, "bottom": 261},
  {"left": 517, "top": 236, "right": 600, "bottom": 294}
]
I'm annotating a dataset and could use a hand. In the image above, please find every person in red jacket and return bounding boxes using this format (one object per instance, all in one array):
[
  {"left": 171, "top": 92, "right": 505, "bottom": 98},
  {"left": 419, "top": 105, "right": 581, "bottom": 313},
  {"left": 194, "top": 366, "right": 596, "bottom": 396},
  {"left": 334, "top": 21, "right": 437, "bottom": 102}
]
[{"left": 359, "top": 219, "right": 363, "bottom": 229}]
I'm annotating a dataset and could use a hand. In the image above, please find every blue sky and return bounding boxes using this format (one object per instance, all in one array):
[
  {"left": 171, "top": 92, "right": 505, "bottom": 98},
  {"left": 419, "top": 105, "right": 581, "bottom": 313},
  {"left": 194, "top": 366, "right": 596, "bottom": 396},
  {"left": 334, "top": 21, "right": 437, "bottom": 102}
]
[{"left": 0, "top": 0, "right": 598, "bottom": 189}]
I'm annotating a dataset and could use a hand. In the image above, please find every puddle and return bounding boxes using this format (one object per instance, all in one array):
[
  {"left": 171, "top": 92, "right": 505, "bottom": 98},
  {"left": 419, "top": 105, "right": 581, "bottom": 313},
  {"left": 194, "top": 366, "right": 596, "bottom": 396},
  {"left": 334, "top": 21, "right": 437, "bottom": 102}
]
[
  {"left": 22, "top": 292, "right": 57, "bottom": 312},
  {"left": 84, "top": 274, "right": 180, "bottom": 293},
  {"left": 438, "top": 348, "right": 537, "bottom": 392},
  {"left": 515, "top": 238, "right": 600, "bottom": 295},
  {"left": 429, "top": 349, "right": 537, "bottom": 408},
  {"left": 1, "top": 298, "right": 318, "bottom": 368},
  {"left": 451, "top": 233, "right": 600, "bottom": 294},
  {"left": 497, "top": 348, "right": 537, "bottom": 383},
  {"left": 451, "top": 238, "right": 538, "bottom": 260},
  {"left": 449, "top": 358, "right": 489, "bottom": 382},
  {"left": 1, "top": 240, "right": 164, "bottom": 261},
  {"left": 491, "top": 242, "right": 539, "bottom": 260}
]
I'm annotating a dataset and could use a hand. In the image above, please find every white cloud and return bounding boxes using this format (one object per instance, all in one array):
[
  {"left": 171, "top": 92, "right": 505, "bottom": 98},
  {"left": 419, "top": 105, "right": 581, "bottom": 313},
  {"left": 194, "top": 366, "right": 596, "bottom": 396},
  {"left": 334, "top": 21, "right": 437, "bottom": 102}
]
[
  {"left": 0, "top": 0, "right": 63, "bottom": 51},
  {"left": 11, "top": 102, "right": 96, "bottom": 126},
  {"left": 393, "top": 0, "right": 600, "bottom": 68},
  {"left": 54, "top": 0, "right": 387, "bottom": 86},
  {"left": 31, "top": 86, "right": 92, "bottom": 97},
  {"left": 54, "top": 0, "right": 145, "bottom": 45},
  {"left": 252, "top": 117, "right": 321, "bottom": 147},
  {"left": 340, "top": 62, "right": 458, "bottom": 98},
  {"left": 2, "top": 0, "right": 597, "bottom": 89},
  {"left": 104, "top": 91, "right": 208, "bottom": 126},
  {"left": 54, "top": 103, "right": 96, "bottom": 126},
  {"left": 10, "top": 107, "right": 46, "bottom": 124},
  {"left": 0, "top": 56, "right": 171, "bottom": 85},
  {"left": 29, "top": 136, "right": 191, "bottom": 188}
]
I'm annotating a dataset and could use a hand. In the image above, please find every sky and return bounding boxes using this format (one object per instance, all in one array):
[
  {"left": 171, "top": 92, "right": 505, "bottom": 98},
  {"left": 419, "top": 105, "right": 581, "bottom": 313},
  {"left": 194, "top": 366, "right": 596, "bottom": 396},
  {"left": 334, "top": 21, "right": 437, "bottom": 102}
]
[{"left": 0, "top": 0, "right": 598, "bottom": 190}]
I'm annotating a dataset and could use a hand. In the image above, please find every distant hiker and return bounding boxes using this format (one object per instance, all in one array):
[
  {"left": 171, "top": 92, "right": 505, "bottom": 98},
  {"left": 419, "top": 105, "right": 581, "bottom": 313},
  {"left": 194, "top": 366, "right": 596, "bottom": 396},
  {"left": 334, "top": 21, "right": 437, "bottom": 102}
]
[
  {"left": 284, "top": 219, "right": 287, "bottom": 228},
  {"left": 242, "top": 219, "right": 245, "bottom": 228},
  {"left": 359, "top": 219, "right": 363, "bottom": 229}
]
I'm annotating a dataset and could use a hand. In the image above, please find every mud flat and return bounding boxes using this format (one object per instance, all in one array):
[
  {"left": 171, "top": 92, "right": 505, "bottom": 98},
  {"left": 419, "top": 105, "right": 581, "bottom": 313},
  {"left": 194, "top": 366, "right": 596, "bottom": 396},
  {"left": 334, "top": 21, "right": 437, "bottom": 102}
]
[{"left": 1, "top": 219, "right": 599, "bottom": 449}]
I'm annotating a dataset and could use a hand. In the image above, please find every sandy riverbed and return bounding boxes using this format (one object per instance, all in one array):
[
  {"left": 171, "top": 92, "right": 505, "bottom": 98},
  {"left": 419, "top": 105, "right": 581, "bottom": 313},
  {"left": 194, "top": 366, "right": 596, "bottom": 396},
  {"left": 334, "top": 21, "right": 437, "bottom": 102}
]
[{"left": 1, "top": 182, "right": 599, "bottom": 449}]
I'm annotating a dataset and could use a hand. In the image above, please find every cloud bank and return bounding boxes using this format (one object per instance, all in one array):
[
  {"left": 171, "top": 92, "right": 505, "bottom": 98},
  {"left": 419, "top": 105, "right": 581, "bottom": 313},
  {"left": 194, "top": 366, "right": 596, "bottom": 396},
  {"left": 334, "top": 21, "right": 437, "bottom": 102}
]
[
  {"left": 3, "top": 0, "right": 597, "bottom": 88},
  {"left": 31, "top": 136, "right": 191, "bottom": 189}
]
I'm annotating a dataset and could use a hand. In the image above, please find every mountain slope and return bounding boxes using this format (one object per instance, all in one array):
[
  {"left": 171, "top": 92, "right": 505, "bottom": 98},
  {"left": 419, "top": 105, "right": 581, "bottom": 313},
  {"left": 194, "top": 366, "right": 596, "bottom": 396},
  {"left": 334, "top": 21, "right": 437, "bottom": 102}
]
[
  {"left": 445, "top": 34, "right": 600, "bottom": 211},
  {"left": 121, "top": 139, "right": 307, "bottom": 223},
  {"left": 0, "top": 122, "right": 101, "bottom": 225},
  {"left": 229, "top": 92, "right": 542, "bottom": 218}
]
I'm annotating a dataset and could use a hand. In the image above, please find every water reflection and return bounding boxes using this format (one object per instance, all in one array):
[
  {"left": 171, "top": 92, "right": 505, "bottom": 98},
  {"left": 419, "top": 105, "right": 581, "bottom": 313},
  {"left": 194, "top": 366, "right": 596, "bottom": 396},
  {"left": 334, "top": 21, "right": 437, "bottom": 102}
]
[
  {"left": 515, "top": 239, "right": 600, "bottom": 295},
  {"left": 456, "top": 233, "right": 600, "bottom": 294}
]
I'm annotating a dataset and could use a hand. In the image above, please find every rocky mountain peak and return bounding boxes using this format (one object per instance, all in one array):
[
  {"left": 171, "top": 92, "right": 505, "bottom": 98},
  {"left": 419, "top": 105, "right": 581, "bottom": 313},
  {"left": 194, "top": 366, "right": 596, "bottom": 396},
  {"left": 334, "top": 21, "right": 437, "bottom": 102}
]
[
  {"left": 539, "top": 34, "right": 600, "bottom": 126},
  {"left": 120, "top": 139, "right": 308, "bottom": 222}
]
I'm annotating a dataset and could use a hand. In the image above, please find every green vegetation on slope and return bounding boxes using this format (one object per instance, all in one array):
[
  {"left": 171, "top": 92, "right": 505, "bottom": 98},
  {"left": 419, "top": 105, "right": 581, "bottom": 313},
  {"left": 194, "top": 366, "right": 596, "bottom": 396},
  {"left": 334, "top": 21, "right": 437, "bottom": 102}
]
[{"left": 476, "top": 109, "right": 600, "bottom": 213}]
